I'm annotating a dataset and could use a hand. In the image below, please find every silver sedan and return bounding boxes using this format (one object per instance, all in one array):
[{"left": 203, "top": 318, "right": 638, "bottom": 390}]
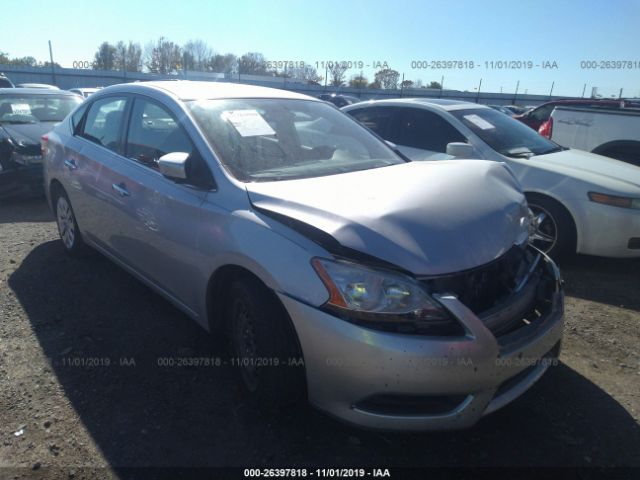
[{"left": 42, "top": 81, "right": 563, "bottom": 430}]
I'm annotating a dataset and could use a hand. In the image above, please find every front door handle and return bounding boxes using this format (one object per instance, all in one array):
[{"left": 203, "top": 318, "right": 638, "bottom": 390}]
[
  {"left": 64, "top": 159, "right": 77, "bottom": 171},
  {"left": 111, "top": 183, "right": 130, "bottom": 197}
]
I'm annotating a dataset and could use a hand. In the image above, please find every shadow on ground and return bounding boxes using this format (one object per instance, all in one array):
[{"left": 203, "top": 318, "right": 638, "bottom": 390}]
[
  {"left": 560, "top": 255, "right": 640, "bottom": 312},
  {"left": 8, "top": 241, "right": 640, "bottom": 468},
  {"left": 0, "top": 196, "right": 52, "bottom": 224}
]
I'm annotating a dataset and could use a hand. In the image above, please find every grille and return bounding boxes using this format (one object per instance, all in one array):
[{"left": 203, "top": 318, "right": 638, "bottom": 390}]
[{"left": 421, "top": 246, "right": 528, "bottom": 315}]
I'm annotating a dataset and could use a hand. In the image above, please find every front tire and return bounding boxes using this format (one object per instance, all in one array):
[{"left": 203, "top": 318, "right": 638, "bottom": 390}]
[
  {"left": 526, "top": 193, "right": 576, "bottom": 260},
  {"left": 53, "top": 189, "right": 86, "bottom": 256},
  {"left": 226, "top": 275, "right": 306, "bottom": 410}
]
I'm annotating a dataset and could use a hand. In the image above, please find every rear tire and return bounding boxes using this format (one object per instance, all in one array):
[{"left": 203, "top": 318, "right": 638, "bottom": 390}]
[
  {"left": 526, "top": 193, "right": 576, "bottom": 260},
  {"left": 226, "top": 275, "right": 306, "bottom": 410},
  {"left": 53, "top": 188, "right": 86, "bottom": 256}
]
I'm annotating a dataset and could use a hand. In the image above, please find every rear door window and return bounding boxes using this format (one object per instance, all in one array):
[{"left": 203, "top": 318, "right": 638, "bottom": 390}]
[
  {"left": 389, "top": 108, "right": 466, "bottom": 152},
  {"left": 80, "top": 97, "right": 128, "bottom": 154},
  {"left": 347, "top": 107, "right": 396, "bottom": 138}
]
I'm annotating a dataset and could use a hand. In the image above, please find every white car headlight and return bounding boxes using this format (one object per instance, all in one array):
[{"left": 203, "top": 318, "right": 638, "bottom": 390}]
[{"left": 311, "top": 258, "right": 459, "bottom": 334}]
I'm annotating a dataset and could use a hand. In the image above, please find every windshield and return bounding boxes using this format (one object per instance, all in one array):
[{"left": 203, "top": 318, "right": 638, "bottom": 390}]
[
  {"left": 188, "top": 98, "right": 403, "bottom": 182},
  {"left": 0, "top": 94, "right": 82, "bottom": 124},
  {"left": 451, "top": 108, "right": 563, "bottom": 157}
]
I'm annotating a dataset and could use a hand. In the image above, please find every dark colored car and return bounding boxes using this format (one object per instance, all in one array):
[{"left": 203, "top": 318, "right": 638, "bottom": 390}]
[
  {"left": 0, "top": 88, "right": 82, "bottom": 199},
  {"left": 318, "top": 93, "right": 363, "bottom": 108},
  {"left": 488, "top": 105, "right": 515, "bottom": 116},
  {"left": 0, "top": 74, "right": 14, "bottom": 88},
  {"left": 515, "top": 99, "right": 639, "bottom": 131}
]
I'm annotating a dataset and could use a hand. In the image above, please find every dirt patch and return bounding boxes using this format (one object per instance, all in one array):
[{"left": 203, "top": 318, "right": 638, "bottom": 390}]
[{"left": 1, "top": 198, "right": 638, "bottom": 477}]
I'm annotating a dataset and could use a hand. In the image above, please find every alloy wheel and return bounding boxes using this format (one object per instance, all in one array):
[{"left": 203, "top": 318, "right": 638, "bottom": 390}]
[{"left": 56, "top": 196, "right": 76, "bottom": 250}]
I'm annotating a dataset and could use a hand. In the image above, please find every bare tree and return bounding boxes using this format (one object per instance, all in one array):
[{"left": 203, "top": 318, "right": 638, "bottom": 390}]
[
  {"left": 183, "top": 40, "right": 212, "bottom": 71},
  {"left": 289, "top": 64, "right": 323, "bottom": 83},
  {"left": 145, "top": 37, "right": 182, "bottom": 74},
  {"left": 92, "top": 42, "right": 117, "bottom": 70},
  {"left": 401, "top": 79, "right": 414, "bottom": 88},
  {"left": 328, "top": 62, "right": 348, "bottom": 86},
  {"left": 238, "top": 52, "right": 268, "bottom": 75},
  {"left": 427, "top": 80, "right": 442, "bottom": 89},
  {"left": 374, "top": 68, "right": 400, "bottom": 89}
]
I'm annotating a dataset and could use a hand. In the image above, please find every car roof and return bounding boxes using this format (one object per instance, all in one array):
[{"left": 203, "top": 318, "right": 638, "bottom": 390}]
[
  {"left": 344, "top": 97, "right": 490, "bottom": 111},
  {"left": 99, "top": 80, "right": 318, "bottom": 102},
  {"left": 0, "top": 87, "right": 79, "bottom": 96}
]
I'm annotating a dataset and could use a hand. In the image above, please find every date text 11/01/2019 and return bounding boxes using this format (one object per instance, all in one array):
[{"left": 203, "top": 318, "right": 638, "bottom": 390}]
[{"left": 409, "top": 60, "right": 559, "bottom": 70}]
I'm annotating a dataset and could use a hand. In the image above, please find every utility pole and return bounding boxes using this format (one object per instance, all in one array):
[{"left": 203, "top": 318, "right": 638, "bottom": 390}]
[
  {"left": 548, "top": 81, "right": 555, "bottom": 100},
  {"left": 475, "top": 78, "right": 482, "bottom": 103},
  {"left": 619, "top": 88, "right": 623, "bottom": 99},
  {"left": 581, "top": 83, "right": 587, "bottom": 98},
  {"left": 48, "top": 40, "right": 56, "bottom": 86},
  {"left": 400, "top": 73, "right": 404, "bottom": 98},
  {"left": 439, "top": 75, "right": 444, "bottom": 98},
  {"left": 513, "top": 80, "right": 520, "bottom": 105}
]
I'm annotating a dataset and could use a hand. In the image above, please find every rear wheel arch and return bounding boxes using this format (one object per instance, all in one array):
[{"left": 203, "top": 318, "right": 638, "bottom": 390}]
[{"left": 592, "top": 140, "right": 640, "bottom": 165}]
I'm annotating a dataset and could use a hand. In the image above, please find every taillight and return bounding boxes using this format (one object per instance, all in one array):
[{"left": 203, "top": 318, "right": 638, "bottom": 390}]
[
  {"left": 41, "top": 134, "right": 48, "bottom": 156},
  {"left": 538, "top": 118, "right": 553, "bottom": 139}
]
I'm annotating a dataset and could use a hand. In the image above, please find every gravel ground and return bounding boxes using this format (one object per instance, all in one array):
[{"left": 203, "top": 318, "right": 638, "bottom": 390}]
[{"left": 0, "top": 197, "right": 639, "bottom": 478}]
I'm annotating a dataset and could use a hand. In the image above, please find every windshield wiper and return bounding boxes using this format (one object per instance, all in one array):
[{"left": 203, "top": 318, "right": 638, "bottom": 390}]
[{"left": 537, "top": 146, "right": 566, "bottom": 155}]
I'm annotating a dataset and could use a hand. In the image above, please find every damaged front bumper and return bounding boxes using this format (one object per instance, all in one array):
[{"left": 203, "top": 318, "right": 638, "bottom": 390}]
[{"left": 281, "top": 248, "right": 564, "bottom": 431}]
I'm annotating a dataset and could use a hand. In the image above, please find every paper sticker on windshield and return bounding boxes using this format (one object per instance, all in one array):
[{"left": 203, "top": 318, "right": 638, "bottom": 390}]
[
  {"left": 11, "top": 104, "right": 32, "bottom": 115},
  {"left": 222, "top": 110, "right": 275, "bottom": 137},
  {"left": 464, "top": 114, "right": 495, "bottom": 130}
]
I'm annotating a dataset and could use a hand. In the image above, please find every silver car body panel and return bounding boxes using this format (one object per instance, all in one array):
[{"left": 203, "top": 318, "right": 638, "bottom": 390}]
[{"left": 247, "top": 160, "right": 531, "bottom": 275}]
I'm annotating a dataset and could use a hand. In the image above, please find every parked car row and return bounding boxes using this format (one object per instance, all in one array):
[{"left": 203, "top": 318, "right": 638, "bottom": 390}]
[
  {"left": 5, "top": 80, "right": 640, "bottom": 432},
  {"left": 0, "top": 88, "right": 82, "bottom": 198}
]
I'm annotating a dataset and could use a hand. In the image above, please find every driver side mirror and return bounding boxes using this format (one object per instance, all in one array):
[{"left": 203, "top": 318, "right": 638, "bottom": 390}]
[
  {"left": 446, "top": 142, "right": 474, "bottom": 158},
  {"left": 158, "top": 152, "right": 189, "bottom": 180}
]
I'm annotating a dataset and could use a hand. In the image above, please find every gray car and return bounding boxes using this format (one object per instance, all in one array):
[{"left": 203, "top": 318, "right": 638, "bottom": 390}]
[{"left": 42, "top": 81, "right": 564, "bottom": 431}]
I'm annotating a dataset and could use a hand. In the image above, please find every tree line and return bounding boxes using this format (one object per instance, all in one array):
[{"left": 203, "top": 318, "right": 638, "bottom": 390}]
[{"left": 1, "top": 39, "right": 443, "bottom": 90}]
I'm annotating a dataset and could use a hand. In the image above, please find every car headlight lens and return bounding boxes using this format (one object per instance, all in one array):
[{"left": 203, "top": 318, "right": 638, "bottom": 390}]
[
  {"left": 311, "top": 258, "right": 459, "bottom": 334},
  {"left": 11, "top": 151, "right": 42, "bottom": 166},
  {"left": 588, "top": 192, "right": 640, "bottom": 210}
]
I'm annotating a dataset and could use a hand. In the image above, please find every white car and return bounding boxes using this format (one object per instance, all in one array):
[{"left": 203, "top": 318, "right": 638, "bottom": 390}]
[
  {"left": 343, "top": 99, "right": 640, "bottom": 258},
  {"left": 68, "top": 87, "right": 101, "bottom": 99}
]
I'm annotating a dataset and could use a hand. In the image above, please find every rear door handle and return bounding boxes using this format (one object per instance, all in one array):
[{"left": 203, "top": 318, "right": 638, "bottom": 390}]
[
  {"left": 64, "top": 159, "right": 77, "bottom": 171},
  {"left": 111, "top": 183, "right": 130, "bottom": 197}
]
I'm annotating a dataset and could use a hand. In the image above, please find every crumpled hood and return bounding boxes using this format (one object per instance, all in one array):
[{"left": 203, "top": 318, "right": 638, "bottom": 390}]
[{"left": 246, "top": 160, "right": 530, "bottom": 275}]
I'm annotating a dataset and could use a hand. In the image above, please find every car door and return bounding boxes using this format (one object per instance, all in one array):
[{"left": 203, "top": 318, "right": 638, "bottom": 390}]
[
  {"left": 386, "top": 108, "right": 468, "bottom": 161},
  {"left": 94, "top": 95, "right": 214, "bottom": 314},
  {"left": 70, "top": 95, "right": 130, "bottom": 239}
]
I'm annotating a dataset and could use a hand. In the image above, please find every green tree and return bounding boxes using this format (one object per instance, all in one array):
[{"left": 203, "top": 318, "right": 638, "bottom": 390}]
[
  {"left": 145, "top": 37, "right": 182, "bottom": 74},
  {"left": 349, "top": 74, "right": 368, "bottom": 88},
  {"left": 427, "top": 81, "right": 442, "bottom": 89},
  {"left": 115, "top": 41, "right": 142, "bottom": 72},
  {"left": 92, "top": 42, "right": 118, "bottom": 70},
  {"left": 207, "top": 53, "right": 237, "bottom": 73},
  {"left": 374, "top": 69, "right": 400, "bottom": 89}
]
